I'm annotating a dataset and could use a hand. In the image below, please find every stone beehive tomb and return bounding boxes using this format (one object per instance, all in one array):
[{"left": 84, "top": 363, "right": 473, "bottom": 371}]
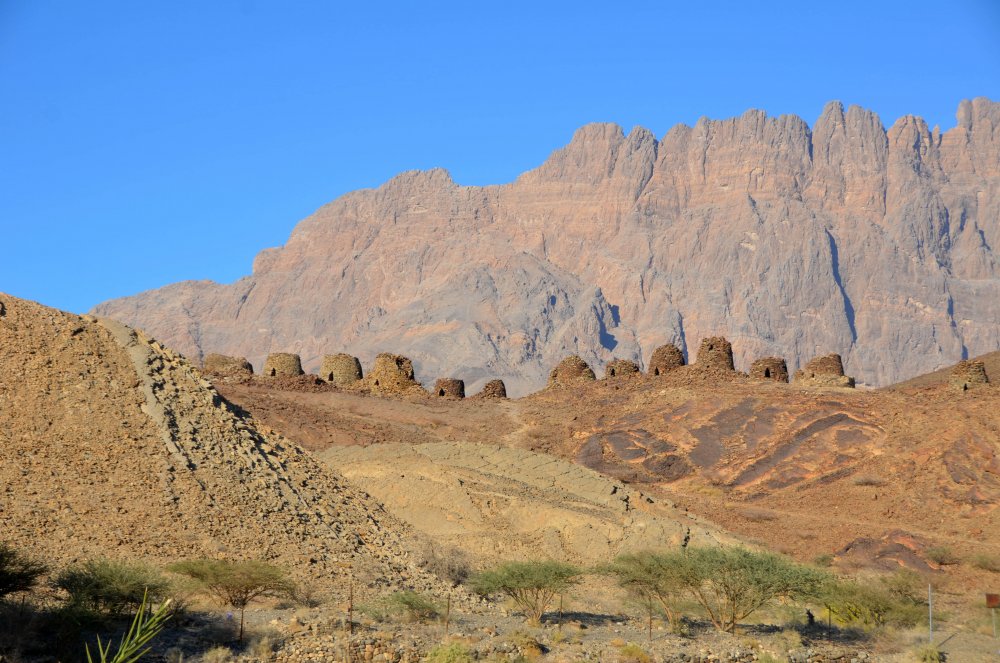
[
  {"left": 749, "top": 357, "right": 788, "bottom": 383},
  {"left": 696, "top": 336, "right": 735, "bottom": 371},
  {"left": 474, "top": 379, "right": 507, "bottom": 398},
  {"left": 648, "top": 343, "right": 685, "bottom": 375},
  {"left": 950, "top": 360, "right": 989, "bottom": 391},
  {"left": 433, "top": 378, "right": 465, "bottom": 398},
  {"left": 605, "top": 358, "right": 640, "bottom": 378},
  {"left": 793, "top": 353, "right": 855, "bottom": 388},
  {"left": 202, "top": 353, "right": 254, "bottom": 377},
  {"left": 321, "top": 353, "right": 363, "bottom": 385},
  {"left": 366, "top": 353, "right": 419, "bottom": 394},
  {"left": 263, "top": 352, "right": 303, "bottom": 377},
  {"left": 548, "top": 355, "right": 597, "bottom": 387}
]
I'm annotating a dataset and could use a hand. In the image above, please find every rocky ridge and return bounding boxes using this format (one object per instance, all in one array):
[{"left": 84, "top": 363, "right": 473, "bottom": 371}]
[{"left": 94, "top": 98, "right": 1000, "bottom": 395}]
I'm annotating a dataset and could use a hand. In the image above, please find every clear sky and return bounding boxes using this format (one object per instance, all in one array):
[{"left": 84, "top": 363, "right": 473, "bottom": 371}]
[{"left": 2, "top": 1, "right": 999, "bottom": 313}]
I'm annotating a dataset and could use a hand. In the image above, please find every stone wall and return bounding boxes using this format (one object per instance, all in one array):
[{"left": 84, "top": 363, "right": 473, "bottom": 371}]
[
  {"left": 202, "top": 353, "right": 253, "bottom": 377},
  {"left": 366, "top": 353, "right": 420, "bottom": 395},
  {"left": 696, "top": 337, "right": 735, "bottom": 371},
  {"left": 433, "top": 378, "right": 465, "bottom": 398},
  {"left": 473, "top": 379, "right": 507, "bottom": 398},
  {"left": 263, "top": 353, "right": 304, "bottom": 377},
  {"left": 322, "top": 353, "right": 363, "bottom": 385},
  {"left": 749, "top": 357, "right": 788, "bottom": 383},
  {"left": 648, "top": 343, "right": 685, "bottom": 375},
  {"left": 548, "top": 355, "right": 596, "bottom": 386},
  {"left": 950, "top": 360, "right": 989, "bottom": 391},
  {"left": 604, "top": 358, "right": 640, "bottom": 378},
  {"left": 793, "top": 353, "right": 855, "bottom": 388}
]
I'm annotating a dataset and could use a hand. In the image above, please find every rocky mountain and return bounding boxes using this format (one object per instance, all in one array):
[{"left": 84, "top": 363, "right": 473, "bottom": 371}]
[{"left": 94, "top": 98, "right": 1000, "bottom": 395}]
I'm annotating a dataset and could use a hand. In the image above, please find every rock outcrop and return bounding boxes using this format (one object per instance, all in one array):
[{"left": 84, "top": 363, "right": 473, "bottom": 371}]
[{"left": 93, "top": 99, "right": 1000, "bottom": 394}]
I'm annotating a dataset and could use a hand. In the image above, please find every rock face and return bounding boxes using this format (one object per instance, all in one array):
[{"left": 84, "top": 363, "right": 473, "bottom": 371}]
[
  {"left": 321, "top": 353, "right": 363, "bottom": 385},
  {"left": 93, "top": 99, "right": 1000, "bottom": 394},
  {"left": 548, "top": 355, "right": 596, "bottom": 386}
]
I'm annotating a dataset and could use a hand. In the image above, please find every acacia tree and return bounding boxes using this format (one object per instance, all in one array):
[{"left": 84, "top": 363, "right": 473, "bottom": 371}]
[
  {"left": 0, "top": 542, "right": 47, "bottom": 600},
  {"left": 672, "top": 546, "right": 830, "bottom": 633},
  {"left": 470, "top": 560, "right": 581, "bottom": 624},
  {"left": 169, "top": 560, "right": 292, "bottom": 642},
  {"left": 604, "top": 552, "right": 684, "bottom": 637}
]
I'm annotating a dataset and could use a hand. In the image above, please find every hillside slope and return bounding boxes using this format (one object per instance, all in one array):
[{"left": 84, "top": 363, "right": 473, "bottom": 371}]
[
  {"left": 94, "top": 98, "right": 1000, "bottom": 395},
  {"left": 0, "top": 293, "right": 429, "bottom": 594}
]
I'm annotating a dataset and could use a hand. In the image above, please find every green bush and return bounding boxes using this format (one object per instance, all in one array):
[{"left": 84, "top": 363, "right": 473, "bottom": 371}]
[
  {"left": 425, "top": 642, "right": 473, "bottom": 663},
  {"left": 913, "top": 643, "right": 944, "bottom": 662},
  {"left": 0, "top": 542, "right": 47, "bottom": 599},
  {"left": 360, "top": 590, "right": 441, "bottom": 623},
  {"left": 822, "top": 579, "right": 923, "bottom": 629},
  {"left": 55, "top": 559, "right": 169, "bottom": 617},
  {"left": 470, "top": 560, "right": 581, "bottom": 624}
]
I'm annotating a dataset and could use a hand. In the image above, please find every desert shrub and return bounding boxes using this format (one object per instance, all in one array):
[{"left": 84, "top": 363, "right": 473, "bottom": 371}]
[
  {"left": 880, "top": 568, "right": 926, "bottom": 604},
  {"left": 913, "top": 643, "right": 944, "bottom": 662},
  {"left": 616, "top": 642, "right": 652, "bottom": 663},
  {"left": 822, "top": 579, "right": 923, "bottom": 629},
  {"left": 0, "top": 542, "right": 47, "bottom": 599},
  {"left": 971, "top": 553, "right": 1000, "bottom": 573},
  {"left": 199, "top": 646, "right": 233, "bottom": 663},
  {"left": 813, "top": 554, "right": 834, "bottom": 568},
  {"left": 419, "top": 543, "right": 471, "bottom": 587},
  {"left": 247, "top": 632, "right": 281, "bottom": 659},
  {"left": 360, "top": 590, "right": 441, "bottom": 623},
  {"left": 425, "top": 642, "right": 473, "bottom": 663},
  {"left": 852, "top": 475, "right": 886, "bottom": 487},
  {"left": 470, "top": 560, "right": 581, "bottom": 624},
  {"left": 925, "top": 546, "right": 958, "bottom": 566},
  {"left": 739, "top": 507, "right": 779, "bottom": 522},
  {"left": 168, "top": 559, "right": 292, "bottom": 643},
  {"left": 55, "top": 559, "right": 169, "bottom": 617},
  {"left": 604, "top": 552, "right": 684, "bottom": 630}
]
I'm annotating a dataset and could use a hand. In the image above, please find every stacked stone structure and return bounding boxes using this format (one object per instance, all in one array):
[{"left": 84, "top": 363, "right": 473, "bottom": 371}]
[
  {"left": 950, "top": 360, "right": 989, "bottom": 391},
  {"left": 321, "top": 353, "right": 363, "bottom": 385},
  {"left": 366, "top": 353, "right": 420, "bottom": 394},
  {"left": 263, "top": 353, "right": 303, "bottom": 377},
  {"left": 202, "top": 353, "right": 254, "bottom": 377},
  {"left": 648, "top": 344, "right": 685, "bottom": 375},
  {"left": 433, "top": 378, "right": 465, "bottom": 398},
  {"left": 793, "top": 353, "right": 855, "bottom": 388},
  {"left": 696, "top": 337, "right": 735, "bottom": 371},
  {"left": 749, "top": 357, "right": 788, "bottom": 383},
  {"left": 605, "top": 358, "right": 640, "bottom": 378},
  {"left": 548, "top": 355, "right": 597, "bottom": 387},
  {"left": 473, "top": 379, "right": 508, "bottom": 398}
]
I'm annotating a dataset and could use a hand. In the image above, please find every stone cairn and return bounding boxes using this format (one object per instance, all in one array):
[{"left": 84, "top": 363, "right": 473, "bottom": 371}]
[
  {"left": 950, "top": 360, "right": 989, "bottom": 391},
  {"left": 793, "top": 353, "right": 855, "bottom": 388},
  {"left": 473, "top": 379, "right": 507, "bottom": 398},
  {"left": 263, "top": 352, "right": 303, "bottom": 377},
  {"left": 433, "top": 378, "right": 465, "bottom": 398},
  {"left": 202, "top": 353, "right": 253, "bottom": 377},
  {"left": 548, "top": 355, "right": 597, "bottom": 387},
  {"left": 605, "top": 358, "right": 640, "bottom": 378},
  {"left": 648, "top": 344, "right": 685, "bottom": 375},
  {"left": 749, "top": 357, "right": 789, "bottom": 383},
  {"left": 366, "top": 353, "right": 419, "bottom": 394},
  {"left": 696, "top": 337, "right": 735, "bottom": 371},
  {"left": 321, "top": 353, "right": 363, "bottom": 385}
]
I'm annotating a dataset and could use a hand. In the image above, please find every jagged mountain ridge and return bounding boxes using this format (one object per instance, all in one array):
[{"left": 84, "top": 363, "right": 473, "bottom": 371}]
[{"left": 94, "top": 98, "right": 1000, "bottom": 395}]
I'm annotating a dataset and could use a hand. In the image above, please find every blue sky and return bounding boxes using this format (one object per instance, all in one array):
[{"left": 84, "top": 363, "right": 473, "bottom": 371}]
[{"left": 2, "top": 1, "right": 999, "bottom": 313}]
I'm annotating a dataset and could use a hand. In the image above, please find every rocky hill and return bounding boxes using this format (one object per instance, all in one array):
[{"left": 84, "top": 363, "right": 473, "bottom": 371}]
[
  {"left": 0, "top": 292, "right": 432, "bottom": 597},
  {"left": 94, "top": 98, "right": 1000, "bottom": 395}
]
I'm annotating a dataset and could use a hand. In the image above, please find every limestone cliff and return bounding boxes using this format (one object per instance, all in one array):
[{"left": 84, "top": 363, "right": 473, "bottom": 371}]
[{"left": 94, "top": 99, "right": 1000, "bottom": 395}]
